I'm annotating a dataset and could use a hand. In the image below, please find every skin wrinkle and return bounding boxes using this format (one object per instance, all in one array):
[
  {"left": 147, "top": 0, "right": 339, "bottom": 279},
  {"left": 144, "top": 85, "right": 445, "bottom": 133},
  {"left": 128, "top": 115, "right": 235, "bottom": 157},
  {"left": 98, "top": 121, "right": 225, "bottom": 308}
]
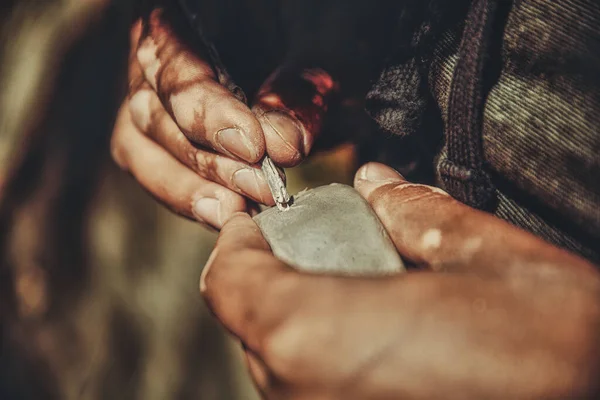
[
  {"left": 392, "top": 183, "right": 450, "bottom": 197},
  {"left": 393, "top": 191, "right": 439, "bottom": 205},
  {"left": 193, "top": 151, "right": 221, "bottom": 185}
]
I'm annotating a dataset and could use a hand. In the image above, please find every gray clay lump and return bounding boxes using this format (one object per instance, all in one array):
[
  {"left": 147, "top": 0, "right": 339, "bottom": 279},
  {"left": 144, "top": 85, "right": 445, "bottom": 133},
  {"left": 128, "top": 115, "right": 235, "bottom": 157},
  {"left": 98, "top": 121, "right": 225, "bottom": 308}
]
[{"left": 254, "top": 183, "right": 405, "bottom": 276}]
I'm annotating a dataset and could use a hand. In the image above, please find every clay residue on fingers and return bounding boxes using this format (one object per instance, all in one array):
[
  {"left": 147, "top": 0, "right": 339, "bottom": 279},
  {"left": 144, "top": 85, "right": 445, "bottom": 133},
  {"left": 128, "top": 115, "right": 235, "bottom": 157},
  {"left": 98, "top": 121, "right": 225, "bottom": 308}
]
[
  {"left": 421, "top": 228, "right": 442, "bottom": 251},
  {"left": 136, "top": 36, "right": 161, "bottom": 88}
]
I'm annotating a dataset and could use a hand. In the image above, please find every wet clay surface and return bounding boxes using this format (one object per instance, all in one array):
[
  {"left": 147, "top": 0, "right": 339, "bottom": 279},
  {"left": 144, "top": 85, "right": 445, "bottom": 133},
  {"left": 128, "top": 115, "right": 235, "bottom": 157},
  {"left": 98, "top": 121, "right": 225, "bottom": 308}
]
[{"left": 254, "top": 184, "right": 405, "bottom": 276}]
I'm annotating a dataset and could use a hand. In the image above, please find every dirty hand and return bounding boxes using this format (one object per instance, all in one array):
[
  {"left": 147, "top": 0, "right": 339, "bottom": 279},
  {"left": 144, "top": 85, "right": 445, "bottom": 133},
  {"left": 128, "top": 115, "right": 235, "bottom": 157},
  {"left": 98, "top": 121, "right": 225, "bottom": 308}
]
[
  {"left": 201, "top": 162, "right": 600, "bottom": 399},
  {"left": 111, "top": 9, "right": 335, "bottom": 229}
]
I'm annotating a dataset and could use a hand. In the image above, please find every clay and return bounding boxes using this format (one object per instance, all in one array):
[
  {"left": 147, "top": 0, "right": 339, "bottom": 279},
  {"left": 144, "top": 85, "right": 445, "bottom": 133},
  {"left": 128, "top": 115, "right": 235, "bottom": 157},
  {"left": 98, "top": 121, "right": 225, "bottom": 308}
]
[{"left": 253, "top": 184, "right": 405, "bottom": 276}]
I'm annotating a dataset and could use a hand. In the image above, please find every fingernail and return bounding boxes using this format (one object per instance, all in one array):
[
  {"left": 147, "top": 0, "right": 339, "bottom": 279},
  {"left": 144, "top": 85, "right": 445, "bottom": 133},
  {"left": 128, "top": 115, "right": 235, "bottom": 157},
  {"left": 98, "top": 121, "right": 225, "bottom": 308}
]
[
  {"left": 200, "top": 247, "right": 219, "bottom": 294},
  {"left": 264, "top": 111, "right": 304, "bottom": 158},
  {"left": 232, "top": 168, "right": 270, "bottom": 204},
  {"left": 355, "top": 163, "right": 403, "bottom": 200},
  {"left": 217, "top": 128, "right": 258, "bottom": 162},
  {"left": 192, "top": 197, "right": 222, "bottom": 227},
  {"left": 358, "top": 163, "right": 403, "bottom": 182}
]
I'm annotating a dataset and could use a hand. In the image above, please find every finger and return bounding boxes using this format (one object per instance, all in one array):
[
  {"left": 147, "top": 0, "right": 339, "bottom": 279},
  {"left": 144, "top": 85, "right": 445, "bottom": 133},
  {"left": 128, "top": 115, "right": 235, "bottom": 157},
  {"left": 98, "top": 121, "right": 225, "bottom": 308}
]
[
  {"left": 111, "top": 102, "right": 247, "bottom": 228},
  {"left": 128, "top": 80, "right": 274, "bottom": 206},
  {"left": 252, "top": 67, "right": 336, "bottom": 167},
  {"left": 136, "top": 11, "right": 265, "bottom": 163},
  {"left": 354, "top": 162, "right": 586, "bottom": 274},
  {"left": 200, "top": 213, "right": 301, "bottom": 352},
  {"left": 129, "top": 25, "right": 273, "bottom": 205}
]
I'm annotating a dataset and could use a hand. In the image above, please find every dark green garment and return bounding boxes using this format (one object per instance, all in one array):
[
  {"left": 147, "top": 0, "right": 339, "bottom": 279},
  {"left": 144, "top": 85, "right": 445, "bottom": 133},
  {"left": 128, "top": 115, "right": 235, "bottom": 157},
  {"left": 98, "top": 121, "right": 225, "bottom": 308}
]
[{"left": 367, "top": 0, "right": 600, "bottom": 264}]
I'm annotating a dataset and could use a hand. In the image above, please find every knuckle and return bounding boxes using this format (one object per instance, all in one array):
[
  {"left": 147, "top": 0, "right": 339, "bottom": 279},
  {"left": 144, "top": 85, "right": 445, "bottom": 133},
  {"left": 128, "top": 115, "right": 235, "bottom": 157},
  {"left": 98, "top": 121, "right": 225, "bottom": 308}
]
[
  {"left": 194, "top": 150, "right": 221, "bottom": 181},
  {"left": 177, "top": 134, "right": 197, "bottom": 162}
]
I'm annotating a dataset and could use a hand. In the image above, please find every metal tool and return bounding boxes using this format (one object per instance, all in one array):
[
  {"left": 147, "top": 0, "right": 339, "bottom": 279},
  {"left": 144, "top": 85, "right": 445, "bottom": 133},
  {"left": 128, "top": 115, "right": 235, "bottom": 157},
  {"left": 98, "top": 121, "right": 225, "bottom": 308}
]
[{"left": 261, "top": 157, "right": 291, "bottom": 211}]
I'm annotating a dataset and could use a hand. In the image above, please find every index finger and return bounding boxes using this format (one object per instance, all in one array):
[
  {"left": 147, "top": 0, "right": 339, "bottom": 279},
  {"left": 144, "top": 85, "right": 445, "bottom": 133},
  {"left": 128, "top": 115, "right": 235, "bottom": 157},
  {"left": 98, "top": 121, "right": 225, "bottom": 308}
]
[{"left": 135, "top": 10, "right": 265, "bottom": 163}]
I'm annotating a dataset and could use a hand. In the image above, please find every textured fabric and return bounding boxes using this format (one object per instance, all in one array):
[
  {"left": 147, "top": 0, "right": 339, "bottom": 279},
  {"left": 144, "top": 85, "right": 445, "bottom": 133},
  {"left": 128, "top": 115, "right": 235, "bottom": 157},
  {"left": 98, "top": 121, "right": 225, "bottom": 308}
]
[
  {"left": 483, "top": 0, "right": 600, "bottom": 256},
  {"left": 441, "top": 0, "right": 498, "bottom": 210},
  {"left": 367, "top": 0, "right": 600, "bottom": 264}
]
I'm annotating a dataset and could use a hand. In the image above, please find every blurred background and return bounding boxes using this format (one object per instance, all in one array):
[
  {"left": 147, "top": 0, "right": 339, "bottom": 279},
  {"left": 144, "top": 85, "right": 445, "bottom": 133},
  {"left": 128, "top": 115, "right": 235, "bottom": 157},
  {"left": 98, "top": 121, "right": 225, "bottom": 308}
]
[{"left": 0, "top": 1, "right": 424, "bottom": 399}]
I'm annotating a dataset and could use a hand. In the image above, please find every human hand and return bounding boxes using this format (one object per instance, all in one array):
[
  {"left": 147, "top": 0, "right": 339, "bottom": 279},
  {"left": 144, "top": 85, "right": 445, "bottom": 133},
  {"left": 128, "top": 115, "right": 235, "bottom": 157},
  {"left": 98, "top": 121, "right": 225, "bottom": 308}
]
[
  {"left": 200, "top": 162, "right": 600, "bottom": 399},
  {"left": 110, "top": 7, "right": 335, "bottom": 229}
]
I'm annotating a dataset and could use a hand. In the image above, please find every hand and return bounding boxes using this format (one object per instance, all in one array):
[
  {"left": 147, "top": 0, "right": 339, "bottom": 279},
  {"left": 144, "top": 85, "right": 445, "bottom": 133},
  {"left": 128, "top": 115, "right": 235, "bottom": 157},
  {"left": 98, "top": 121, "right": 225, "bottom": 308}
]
[
  {"left": 110, "top": 8, "right": 335, "bottom": 228},
  {"left": 201, "top": 162, "right": 600, "bottom": 399}
]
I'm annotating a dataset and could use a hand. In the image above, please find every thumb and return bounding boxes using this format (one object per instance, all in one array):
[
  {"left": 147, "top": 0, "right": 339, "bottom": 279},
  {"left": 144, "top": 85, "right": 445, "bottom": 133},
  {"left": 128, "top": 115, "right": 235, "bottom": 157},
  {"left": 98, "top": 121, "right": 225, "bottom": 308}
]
[
  {"left": 354, "top": 162, "right": 583, "bottom": 275},
  {"left": 200, "top": 213, "right": 297, "bottom": 352},
  {"left": 252, "top": 67, "right": 336, "bottom": 167}
]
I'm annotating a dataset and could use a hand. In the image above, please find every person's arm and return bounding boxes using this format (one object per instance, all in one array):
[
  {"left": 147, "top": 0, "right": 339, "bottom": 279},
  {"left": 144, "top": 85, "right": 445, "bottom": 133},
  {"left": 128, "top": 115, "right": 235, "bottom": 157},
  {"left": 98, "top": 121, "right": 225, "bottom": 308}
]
[{"left": 201, "top": 162, "right": 600, "bottom": 399}]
